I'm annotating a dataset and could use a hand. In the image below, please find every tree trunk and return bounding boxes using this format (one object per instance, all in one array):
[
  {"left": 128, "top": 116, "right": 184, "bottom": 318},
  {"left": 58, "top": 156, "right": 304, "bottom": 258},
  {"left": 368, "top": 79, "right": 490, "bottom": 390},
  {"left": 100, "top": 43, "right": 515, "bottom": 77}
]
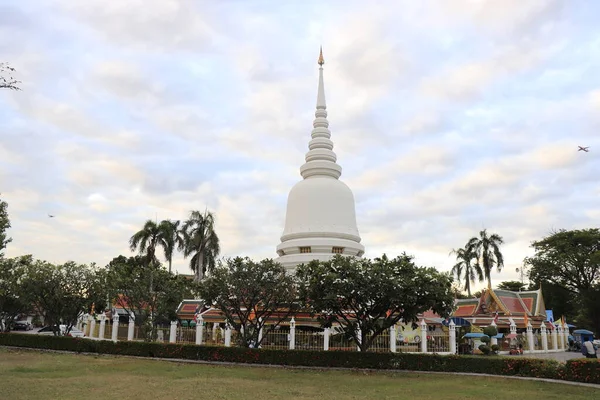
[{"left": 195, "top": 252, "right": 205, "bottom": 282}]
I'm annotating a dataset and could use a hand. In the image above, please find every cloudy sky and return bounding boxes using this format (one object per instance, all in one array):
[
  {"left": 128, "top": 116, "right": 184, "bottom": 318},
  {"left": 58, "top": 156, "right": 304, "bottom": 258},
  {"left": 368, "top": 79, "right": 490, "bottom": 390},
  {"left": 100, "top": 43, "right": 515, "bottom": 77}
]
[{"left": 1, "top": 0, "right": 598, "bottom": 290}]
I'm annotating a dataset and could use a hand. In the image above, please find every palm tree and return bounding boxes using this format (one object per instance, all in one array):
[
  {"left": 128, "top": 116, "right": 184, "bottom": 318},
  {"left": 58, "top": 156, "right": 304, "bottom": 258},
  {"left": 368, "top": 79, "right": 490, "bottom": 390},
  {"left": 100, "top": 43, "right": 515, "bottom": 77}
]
[
  {"left": 466, "top": 229, "right": 505, "bottom": 288},
  {"left": 180, "top": 210, "right": 220, "bottom": 281},
  {"left": 129, "top": 220, "right": 170, "bottom": 267},
  {"left": 449, "top": 247, "right": 482, "bottom": 297},
  {"left": 160, "top": 220, "right": 183, "bottom": 274}
]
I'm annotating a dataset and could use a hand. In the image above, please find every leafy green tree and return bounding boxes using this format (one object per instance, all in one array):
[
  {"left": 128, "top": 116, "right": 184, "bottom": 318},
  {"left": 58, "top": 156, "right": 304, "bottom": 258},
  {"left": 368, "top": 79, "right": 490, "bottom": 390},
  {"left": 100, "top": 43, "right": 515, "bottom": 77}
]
[
  {"left": 199, "top": 257, "right": 297, "bottom": 348},
  {"left": 161, "top": 220, "right": 182, "bottom": 274},
  {"left": 21, "top": 259, "right": 105, "bottom": 335},
  {"left": 497, "top": 281, "right": 526, "bottom": 292},
  {"left": 467, "top": 229, "right": 505, "bottom": 287},
  {"left": 106, "top": 255, "right": 196, "bottom": 340},
  {"left": 180, "top": 210, "right": 220, "bottom": 281},
  {"left": 0, "top": 194, "right": 11, "bottom": 257},
  {"left": 0, "top": 63, "right": 20, "bottom": 90},
  {"left": 0, "top": 256, "right": 31, "bottom": 331},
  {"left": 129, "top": 220, "right": 171, "bottom": 267},
  {"left": 296, "top": 254, "right": 455, "bottom": 352},
  {"left": 449, "top": 247, "right": 481, "bottom": 297},
  {"left": 525, "top": 228, "right": 600, "bottom": 332}
]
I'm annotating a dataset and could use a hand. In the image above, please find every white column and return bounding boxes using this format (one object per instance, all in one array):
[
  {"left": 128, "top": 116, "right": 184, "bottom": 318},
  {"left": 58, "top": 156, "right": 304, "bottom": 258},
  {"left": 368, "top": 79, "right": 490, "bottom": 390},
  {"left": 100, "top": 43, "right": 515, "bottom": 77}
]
[
  {"left": 527, "top": 322, "right": 534, "bottom": 352},
  {"left": 510, "top": 320, "right": 517, "bottom": 336},
  {"left": 390, "top": 324, "right": 397, "bottom": 353},
  {"left": 127, "top": 314, "right": 135, "bottom": 341},
  {"left": 169, "top": 321, "right": 177, "bottom": 343},
  {"left": 490, "top": 321, "right": 498, "bottom": 346},
  {"left": 563, "top": 322, "right": 569, "bottom": 347},
  {"left": 289, "top": 318, "right": 296, "bottom": 350},
  {"left": 212, "top": 322, "right": 218, "bottom": 340},
  {"left": 323, "top": 327, "right": 330, "bottom": 351},
  {"left": 98, "top": 313, "right": 106, "bottom": 340},
  {"left": 449, "top": 320, "right": 456, "bottom": 354},
  {"left": 89, "top": 315, "right": 96, "bottom": 338},
  {"left": 111, "top": 313, "right": 119, "bottom": 342},
  {"left": 224, "top": 323, "right": 232, "bottom": 347},
  {"left": 257, "top": 317, "right": 263, "bottom": 347},
  {"left": 558, "top": 325, "right": 564, "bottom": 350},
  {"left": 540, "top": 323, "right": 548, "bottom": 353},
  {"left": 195, "top": 315, "right": 204, "bottom": 345},
  {"left": 552, "top": 327, "right": 558, "bottom": 351},
  {"left": 420, "top": 319, "right": 427, "bottom": 353}
]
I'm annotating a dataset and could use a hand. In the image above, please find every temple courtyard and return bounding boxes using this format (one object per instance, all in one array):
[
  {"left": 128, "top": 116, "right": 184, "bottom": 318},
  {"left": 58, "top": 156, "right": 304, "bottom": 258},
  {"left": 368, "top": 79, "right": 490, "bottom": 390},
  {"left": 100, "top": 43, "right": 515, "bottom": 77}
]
[{"left": 0, "top": 349, "right": 597, "bottom": 399}]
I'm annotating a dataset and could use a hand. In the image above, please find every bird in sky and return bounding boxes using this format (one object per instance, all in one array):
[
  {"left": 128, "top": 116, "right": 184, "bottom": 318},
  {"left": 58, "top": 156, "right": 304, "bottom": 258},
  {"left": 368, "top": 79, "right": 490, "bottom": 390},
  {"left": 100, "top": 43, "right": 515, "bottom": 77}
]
[
  {"left": 578, "top": 146, "right": 590, "bottom": 152},
  {"left": 48, "top": 214, "right": 55, "bottom": 218}
]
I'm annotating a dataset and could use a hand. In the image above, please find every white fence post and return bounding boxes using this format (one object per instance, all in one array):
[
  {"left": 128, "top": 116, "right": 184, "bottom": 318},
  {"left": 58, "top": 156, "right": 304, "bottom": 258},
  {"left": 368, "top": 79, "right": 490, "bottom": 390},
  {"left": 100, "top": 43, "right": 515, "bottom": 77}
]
[
  {"left": 169, "top": 321, "right": 177, "bottom": 343},
  {"left": 224, "top": 323, "right": 232, "bottom": 347},
  {"left": 490, "top": 320, "right": 498, "bottom": 347},
  {"left": 449, "top": 320, "right": 456, "bottom": 354},
  {"left": 98, "top": 313, "right": 106, "bottom": 340},
  {"left": 289, "top": 318, "right": 296, "bottom": 350},
  {"left": 563, "top": 322, "right": 569, "bottom": 347},
  {"left": 127, "top": 313, "right": 135, "bottom": 341},
  {"left": 111, "top": 313, "right": 119, "bottom": 342},
  {"left": 552, "top": 326, "right": 558, "bottom": 351},
  {"left": 558, "top": 325, "right": 564, "bottom": 350},
  {"left": 257, "top": 317, "right": 263, "bottom": 347},
  {"left": 196, "top": 315, "right": 204, "bottom": 345},
  {"left": 323, "top": 327, "right": 330, "bottom": 351},
  {"left": 527, "top": 322, "right": 534, "bottom": 352},
  {"left": 89, "top": 315, "right": 96, "bottom": 338},
  {"left": 390, "top": 324, "right": 397, "bottom": 353},
  {"left": 420, "top": 319, "right": 427, "bottom": 353},
  {"left": 540, "top": 323, "right": 548, "bottom": 353}
]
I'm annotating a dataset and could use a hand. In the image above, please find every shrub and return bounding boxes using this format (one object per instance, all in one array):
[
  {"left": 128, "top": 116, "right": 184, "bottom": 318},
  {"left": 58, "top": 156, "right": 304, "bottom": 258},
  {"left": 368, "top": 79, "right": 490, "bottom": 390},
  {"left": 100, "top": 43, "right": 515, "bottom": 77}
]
[
  {"left": 480, "top": 336, "right": 490, "bottom": 344},
  {"left": 483, "top": 326, "right": 498, "bottom": 337},
  {"left": 491, "top": 344, "right": 500, "bottom": 354},
  {"left": 478, "top": 344, "right": 491, "bottom": 355},
  {"left": 1, "top": 333, "right": 597, "bottom": 384}
]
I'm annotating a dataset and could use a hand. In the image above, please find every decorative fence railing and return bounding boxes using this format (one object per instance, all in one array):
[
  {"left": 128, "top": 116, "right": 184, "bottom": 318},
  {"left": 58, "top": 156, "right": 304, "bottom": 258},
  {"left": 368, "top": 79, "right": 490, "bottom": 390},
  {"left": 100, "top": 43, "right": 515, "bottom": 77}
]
[{"left": 77, "top": 315, "right": 569, "bottom": 355}]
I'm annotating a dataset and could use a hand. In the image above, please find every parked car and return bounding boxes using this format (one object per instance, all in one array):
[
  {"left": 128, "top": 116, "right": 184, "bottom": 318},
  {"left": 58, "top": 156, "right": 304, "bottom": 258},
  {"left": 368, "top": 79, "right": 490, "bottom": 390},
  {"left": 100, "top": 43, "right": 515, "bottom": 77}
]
[
  {"left": 37, "top": 325, "right": 85, "bottom": 338},
  {"left": 13, "top": 321, "right": 34, "bottom": 331}
]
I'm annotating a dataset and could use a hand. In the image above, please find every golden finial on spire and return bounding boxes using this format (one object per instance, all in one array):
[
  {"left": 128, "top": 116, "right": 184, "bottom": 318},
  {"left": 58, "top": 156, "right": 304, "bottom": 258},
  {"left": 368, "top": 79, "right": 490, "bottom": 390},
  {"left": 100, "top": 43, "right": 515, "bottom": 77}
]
[{"left": 318, "top": 46, "right": 324, "bottom": 66}]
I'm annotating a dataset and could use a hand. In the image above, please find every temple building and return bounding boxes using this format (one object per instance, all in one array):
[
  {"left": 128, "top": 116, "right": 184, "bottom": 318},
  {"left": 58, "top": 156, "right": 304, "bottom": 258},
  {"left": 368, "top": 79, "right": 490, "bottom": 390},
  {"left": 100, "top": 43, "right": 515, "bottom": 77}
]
[{"left": 276, "top": 49, "right": 364, "bottom": 272}]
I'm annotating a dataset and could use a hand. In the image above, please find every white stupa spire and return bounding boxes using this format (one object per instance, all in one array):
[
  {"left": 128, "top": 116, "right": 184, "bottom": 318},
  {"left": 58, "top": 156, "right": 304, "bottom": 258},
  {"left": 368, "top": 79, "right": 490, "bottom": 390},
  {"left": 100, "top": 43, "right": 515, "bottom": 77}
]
[{"left": 299, "top": 47, "right": 342, "bottom": 180}]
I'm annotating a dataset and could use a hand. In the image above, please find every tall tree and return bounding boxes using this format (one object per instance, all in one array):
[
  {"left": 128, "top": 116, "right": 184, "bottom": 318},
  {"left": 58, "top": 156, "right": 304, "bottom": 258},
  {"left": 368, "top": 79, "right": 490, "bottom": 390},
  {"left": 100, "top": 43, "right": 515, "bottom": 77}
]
[
  {"left": 160, "top": 220, "right": 182, "bottom": 274},
  {"left": 129, "top": 219, "right": 170, "bottom": 267},
  {"left": 449, "top": 247, "right": 481, "bottom": 297},
  {"left": 496, "top": 281, "right": 526, "bottom": 292},
  {"left": 180, "top": 210, "right": 220, "bottom": 281},
  {"left": 296, "top": 254, "right": 455, "bottom": 352},
  {"left": 467, "top": 229, "right": 505, "bottom": 287},
  {"left": 525, "top": 228, "right": 600, "bottom": 332},
  {"left": 0, "top": 63, "right": 20, "bottom": 90},
  {"left": 0, "top": 194, "right": 11, "bottom": 257},
  {"left": 199, "top": 257, "right": 297, "bottom": 348}
]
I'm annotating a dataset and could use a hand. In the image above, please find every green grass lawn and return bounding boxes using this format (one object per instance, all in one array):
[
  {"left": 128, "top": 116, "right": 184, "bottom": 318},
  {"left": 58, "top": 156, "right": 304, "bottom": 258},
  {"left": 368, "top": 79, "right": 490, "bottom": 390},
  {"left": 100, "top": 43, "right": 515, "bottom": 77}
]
[{"left": 0, "top": 348, "right": 597, "bottom": 400}]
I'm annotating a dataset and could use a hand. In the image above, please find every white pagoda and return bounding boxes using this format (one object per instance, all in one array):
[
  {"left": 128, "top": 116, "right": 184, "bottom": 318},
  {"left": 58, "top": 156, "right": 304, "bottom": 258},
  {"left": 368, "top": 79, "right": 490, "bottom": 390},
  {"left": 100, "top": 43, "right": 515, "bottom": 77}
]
[{"left": 276, "top": 48, "right": 364, "bottom": 272}]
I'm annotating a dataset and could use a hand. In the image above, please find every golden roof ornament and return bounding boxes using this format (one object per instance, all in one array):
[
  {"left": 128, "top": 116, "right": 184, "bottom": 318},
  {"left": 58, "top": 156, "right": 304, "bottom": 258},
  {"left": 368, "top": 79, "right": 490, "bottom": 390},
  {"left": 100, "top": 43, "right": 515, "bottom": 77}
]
[{"left": 318, "top": 46, "right": 324, "bottom": 66}]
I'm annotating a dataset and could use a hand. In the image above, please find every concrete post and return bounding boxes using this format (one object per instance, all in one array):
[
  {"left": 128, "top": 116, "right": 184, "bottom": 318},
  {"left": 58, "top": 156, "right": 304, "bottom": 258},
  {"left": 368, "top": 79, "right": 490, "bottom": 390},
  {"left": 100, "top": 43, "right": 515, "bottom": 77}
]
[
  {"left": 169, "top": 321, "right": 177, "bottom": 343},
  {"left": 540, "top": 323, "right": 548, "bottom": 353},
  {"left": 212, "top": 322, "right": 218, "bottom": 340},
  {"left": 195, "top": 315, "right": 204, "bottom": 345},
  {"left": 98, "top": 313, "right": 106, "bottom": 340},
  {"left": 552, "top": 326, "right": 558, "bottom": 351},
  {"left": 289, "top": 318, "right": 296, "bottom": 350},
  {"left": 420, "top": 319, "right": 427, "bottom": 353},
  {"left": 563, "top": 322, "right": 569, "bottom": 347},
  {"left": 127, "top": 314, "right": 135, "bottom": 341},
  {"left": 323, "top": 327, "right": 330, "bottom": 351},
  {"left": 490, "top": 321, "right": 498, "bottom": 346},
  {"left": 224, "top": 323, "right": 231, "bottom": 347},
  {"left": 558, "top": 325, "right": 564, "bottom": 350},
  {"left": 89, "top": 315, "right": 96, "bottom": 339},
  {"left": 257, "top": 317, "right": 263, "bottom": 347},
  {"left": 449, "top": 320, "right": 456, "bottom": 354},
  {"left": 111, "top": 313, "right": 119, "bottom": 342},
  {"left": 510, "top": 321, "right": 517, "bottom": 336},
  {"left": 527, "top": 322, "right": 534, "bottom": 352},
  {"left": 390, "top": 324, "right": 397, "bottom": 353}
]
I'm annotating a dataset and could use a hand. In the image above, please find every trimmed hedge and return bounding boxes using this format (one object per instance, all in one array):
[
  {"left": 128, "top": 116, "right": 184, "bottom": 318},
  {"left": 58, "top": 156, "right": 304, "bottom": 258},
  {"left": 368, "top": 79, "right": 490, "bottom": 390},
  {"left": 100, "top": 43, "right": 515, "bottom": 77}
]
[{"left": 1, "top": 333, "right": 599, "bottom": 384}]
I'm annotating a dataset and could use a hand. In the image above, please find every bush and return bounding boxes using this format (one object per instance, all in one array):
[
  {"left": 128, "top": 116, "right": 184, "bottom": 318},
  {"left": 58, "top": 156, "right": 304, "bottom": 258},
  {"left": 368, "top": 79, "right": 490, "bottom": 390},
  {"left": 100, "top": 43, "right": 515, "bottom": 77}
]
[
  {"left": 1, "top": 333, "right": 598, "bottom": 384},
  {"left": 478, "top": 344, "right": 491, "bottom": 355},
  {"left": 490, "top": 344, "right": 500, "bottom": 354},
  {"left": 483, "top": 326, "right": 498, "bottom": 337}
]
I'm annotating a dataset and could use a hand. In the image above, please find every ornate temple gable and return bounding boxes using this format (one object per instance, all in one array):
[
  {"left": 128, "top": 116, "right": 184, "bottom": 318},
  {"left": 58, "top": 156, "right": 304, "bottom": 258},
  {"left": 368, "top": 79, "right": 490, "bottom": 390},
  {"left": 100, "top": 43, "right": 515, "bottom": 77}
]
[
  {"left": 453, "top": 299, "right": 479, "bottom": 317},
  {"left": 518, "top": 288, "right": 547, "bottom": 318}
]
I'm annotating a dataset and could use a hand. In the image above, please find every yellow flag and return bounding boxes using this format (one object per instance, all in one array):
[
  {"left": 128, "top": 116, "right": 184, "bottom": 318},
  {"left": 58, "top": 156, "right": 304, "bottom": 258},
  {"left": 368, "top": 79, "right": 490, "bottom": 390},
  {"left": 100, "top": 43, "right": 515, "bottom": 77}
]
[{"left": 470, "top": 325, "right": 483, "bottom": 333}]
